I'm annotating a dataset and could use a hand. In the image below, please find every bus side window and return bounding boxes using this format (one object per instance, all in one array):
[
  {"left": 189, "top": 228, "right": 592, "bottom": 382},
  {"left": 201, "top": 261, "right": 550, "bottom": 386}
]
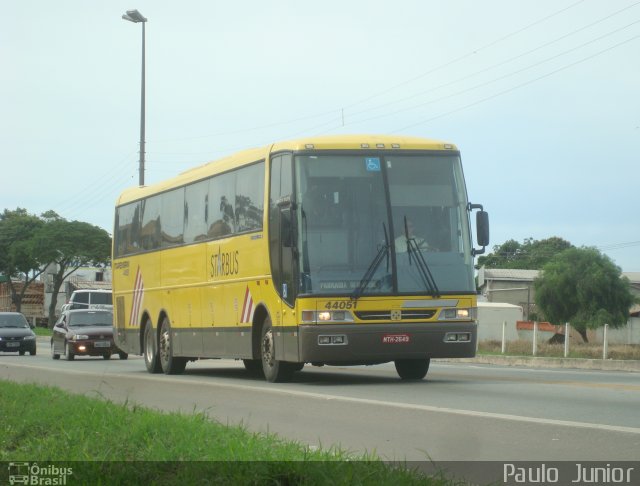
[{"left": 208, "top": 173, "right": 235, "bottom": 238}]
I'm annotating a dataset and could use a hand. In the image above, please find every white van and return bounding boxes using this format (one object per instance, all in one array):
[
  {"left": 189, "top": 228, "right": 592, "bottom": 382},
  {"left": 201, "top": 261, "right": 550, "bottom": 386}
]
[{"left": 61, "top": 289, "right": 113, "bottom": 312}]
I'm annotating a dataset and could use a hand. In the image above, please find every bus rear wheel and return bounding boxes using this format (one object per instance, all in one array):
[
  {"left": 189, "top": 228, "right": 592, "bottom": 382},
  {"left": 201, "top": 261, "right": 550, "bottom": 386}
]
[
  {"left": 394, "top": 358, "right": 430, "bottom": 380},
  {"left": 260, "top": 318, "right": 294, "bottom": 383},
  {"left": 143, "top": 320, "right": 162, "bottom": 374},
  {"left": 159, "top": 317, "right": 187, "bottom": 375}
]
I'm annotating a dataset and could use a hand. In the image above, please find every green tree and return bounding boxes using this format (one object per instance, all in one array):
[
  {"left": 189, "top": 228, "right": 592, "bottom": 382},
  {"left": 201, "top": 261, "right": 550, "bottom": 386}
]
[
  {"left": 534, "top": 247, "right": 636, "bottom": 342},
  {"left": 478, "top": 237, "right": 573, "bottom": 269},
  {"left": 31, "top": 215, "right": 112, "bottom": 327},
  {"left": 0, "top": 208, "right": 46, "bottom": 312}
]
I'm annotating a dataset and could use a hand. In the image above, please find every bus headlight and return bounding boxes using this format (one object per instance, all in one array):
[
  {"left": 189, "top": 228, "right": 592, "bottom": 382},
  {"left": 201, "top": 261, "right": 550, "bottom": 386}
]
[
  {"left": 301, "top": 311, "right": 354, "bottom": 324},
  {"left": 439, "top": 308, "right": 475, "bottom": 320}
]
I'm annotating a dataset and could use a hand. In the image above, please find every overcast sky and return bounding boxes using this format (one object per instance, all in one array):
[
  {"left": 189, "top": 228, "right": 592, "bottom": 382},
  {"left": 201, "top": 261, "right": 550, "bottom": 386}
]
[{"left": 2, "top": 0, "right": 638, "bottom": 271}]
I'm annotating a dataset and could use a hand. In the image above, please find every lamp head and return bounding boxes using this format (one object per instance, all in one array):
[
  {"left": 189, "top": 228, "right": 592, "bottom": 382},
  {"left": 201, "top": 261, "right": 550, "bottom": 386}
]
[{"left": 122, "top": 9, "right": 147, "bottom": 23}]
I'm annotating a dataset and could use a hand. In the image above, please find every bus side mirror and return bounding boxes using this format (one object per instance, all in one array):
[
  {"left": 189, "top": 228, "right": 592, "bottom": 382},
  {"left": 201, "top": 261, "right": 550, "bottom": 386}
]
[
  {"left": 468, "top": 203, "right": 489, "bottom": 256},
  {"left": 476, "top": 210, "right": 489, "bottom": 247}
]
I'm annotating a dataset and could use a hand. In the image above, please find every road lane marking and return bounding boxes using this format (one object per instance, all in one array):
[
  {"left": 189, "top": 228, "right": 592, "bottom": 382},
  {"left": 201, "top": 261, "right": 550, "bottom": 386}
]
[
  {"left": 3, "top": 360, "right": 640, "bottom": 436},
  {"left": 430, "top": 369, "right": 640, "bottom": 392}
]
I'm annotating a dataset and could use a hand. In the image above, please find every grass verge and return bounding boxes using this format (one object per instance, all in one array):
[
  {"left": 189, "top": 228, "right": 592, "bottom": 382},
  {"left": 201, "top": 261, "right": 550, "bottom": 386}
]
[
  {"left": 478, "top": 340, "right": 640, "bottom": 360},
  {"left": 33, "top": 327, "right": 52, "bottom": 337},
  {"left": 1, "top": 380, "right": 460, "bottom": 485}
]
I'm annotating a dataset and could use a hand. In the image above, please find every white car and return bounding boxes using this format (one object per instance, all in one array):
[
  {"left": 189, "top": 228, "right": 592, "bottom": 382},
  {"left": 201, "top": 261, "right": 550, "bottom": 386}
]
[{"left": 61, "top": 289, "right": 113, "bottom": 312}]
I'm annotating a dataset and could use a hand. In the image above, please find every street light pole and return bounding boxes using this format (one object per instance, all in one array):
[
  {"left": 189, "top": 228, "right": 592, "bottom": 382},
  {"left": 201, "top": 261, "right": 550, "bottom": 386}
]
[{"left": 122, "top": 9, "right": 148, "bottom": 186}]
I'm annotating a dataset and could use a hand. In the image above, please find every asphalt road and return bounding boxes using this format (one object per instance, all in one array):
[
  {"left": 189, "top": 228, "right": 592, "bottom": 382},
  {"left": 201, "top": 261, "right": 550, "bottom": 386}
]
[{"left": 1, "top": 339, "right": 639, "bottom": 465}]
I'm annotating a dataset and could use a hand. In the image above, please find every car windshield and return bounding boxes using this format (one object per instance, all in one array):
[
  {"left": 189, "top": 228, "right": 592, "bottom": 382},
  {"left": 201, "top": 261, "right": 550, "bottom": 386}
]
[
  {"left": 294, "top": 153, "right": 475, "bottom": 296},
  {"left": 0, "top": 314, "right": 29, "bottom": 328},
  {"left": 68, "top": 313, "right": 113, "bottom": 327}
]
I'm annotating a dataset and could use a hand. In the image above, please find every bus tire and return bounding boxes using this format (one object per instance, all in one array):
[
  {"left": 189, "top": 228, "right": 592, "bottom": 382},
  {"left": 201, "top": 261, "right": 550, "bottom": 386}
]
[
  {"left": 159, "top": 317, "right": 187, "bottom": 375},
  {"left": 394, "top": 358, "right": 430, "bottom": 380},
  {"left": 260, "top": 318, "right": 294, "bottom": 383},
  {"left": 243, "top": 359, "right": 264, "bottom": 376},
  {"left": 143, "top": 320, "right": 162, "bottom": 374}
]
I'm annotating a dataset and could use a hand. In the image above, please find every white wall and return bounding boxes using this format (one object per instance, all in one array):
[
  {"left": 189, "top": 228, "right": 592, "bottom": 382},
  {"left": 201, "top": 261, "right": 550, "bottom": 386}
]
[
  {"left": 477, "top": 302, "right": 523, "bottom": 341},
  {"left": 594, "top": 317, "right": 640, "bottom": 345}
]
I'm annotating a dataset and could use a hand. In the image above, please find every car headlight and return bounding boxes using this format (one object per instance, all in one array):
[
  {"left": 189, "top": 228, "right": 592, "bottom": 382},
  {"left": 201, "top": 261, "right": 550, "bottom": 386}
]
[
  {"left": 73, "top": 334, "right": 90, "bottom": 341},
  {"left": 23, "top": 335, "right": 36, "bottom": 340}
]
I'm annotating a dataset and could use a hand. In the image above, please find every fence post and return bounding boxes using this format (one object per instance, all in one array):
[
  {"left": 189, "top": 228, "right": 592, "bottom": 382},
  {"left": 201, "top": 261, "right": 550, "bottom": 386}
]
[
  {"left": 533, "top": 321, "right": 538, "bottom": 356},
  {"left": 564, "top": 322, "right": 570, "bottom": 358},
  {"left": 603, "top": 324, "right": 609, "bottom": 360},
  {"left": 501, "top": 321, "right": 507, "bottom": 354}
]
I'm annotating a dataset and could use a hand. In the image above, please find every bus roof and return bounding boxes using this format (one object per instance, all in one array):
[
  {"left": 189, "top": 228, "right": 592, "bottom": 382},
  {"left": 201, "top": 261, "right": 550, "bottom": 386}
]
[{"left": 115, "top": 134, "right": 457, "bottom": 206}]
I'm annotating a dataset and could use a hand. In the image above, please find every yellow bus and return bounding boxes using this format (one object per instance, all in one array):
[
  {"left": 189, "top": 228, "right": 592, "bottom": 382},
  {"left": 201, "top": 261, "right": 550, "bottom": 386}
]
[{"left": 112, "top": 134, "right": 489, "bottom": 382}]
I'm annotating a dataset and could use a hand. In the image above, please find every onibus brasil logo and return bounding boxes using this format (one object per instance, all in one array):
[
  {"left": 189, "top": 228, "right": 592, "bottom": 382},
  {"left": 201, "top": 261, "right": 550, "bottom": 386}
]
[{"left": 8, "top": 463, "right": 73, "bottom": 485}]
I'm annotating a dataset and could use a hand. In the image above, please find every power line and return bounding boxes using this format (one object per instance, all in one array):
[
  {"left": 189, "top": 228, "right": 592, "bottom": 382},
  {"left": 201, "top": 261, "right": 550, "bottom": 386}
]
[
  {"left": 54, "top": 152, "right": 137, "bottom": 223},
  {"left": 341, "top": 0, "right": 589, "bottom": 111},
  {"left": 335, "top": 19, "right": 640, "bottom": 130},
  {"left": 342, "top": 1, "right": 640, "bottom": 122},
  {"left": 597, "top": 241, "right": 640, "bottom": 251},
  {"left": 390, "top": 33, "right": 640, "bottom": 133},
  {"left": 143, "top": 1, "right": 591, "bottom": 147}
]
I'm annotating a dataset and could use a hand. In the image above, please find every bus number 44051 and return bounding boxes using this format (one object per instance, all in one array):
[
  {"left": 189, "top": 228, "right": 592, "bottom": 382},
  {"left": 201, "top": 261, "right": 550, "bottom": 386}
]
[{"left": 324, "top": 301, "right": 357, "bottom": 310}]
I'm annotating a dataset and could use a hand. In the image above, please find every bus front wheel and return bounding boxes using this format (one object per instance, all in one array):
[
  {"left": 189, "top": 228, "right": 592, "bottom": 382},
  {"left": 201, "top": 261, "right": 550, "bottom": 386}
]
[
  {"left": 143, "top": 321, "right": 162, "bottom": 374},
  {"left": 243, "top": 359, "right": 264, "bottom": 376},
  {"left": 394, "top": 358, "right": 430, "bottom": 380},
  {"left": 159, "top": 317, "right": 187, "bottom": 375},
  {"left": 260, "top": 318, "right": 294, "bottom": 383}
]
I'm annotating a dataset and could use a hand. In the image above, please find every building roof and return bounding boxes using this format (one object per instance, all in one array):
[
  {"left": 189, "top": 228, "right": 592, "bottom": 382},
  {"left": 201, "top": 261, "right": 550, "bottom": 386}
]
[
  {"left": 478, "top": 268, "right": 539, "bottom": 287},
  {"left": 69, "top": 281, "right": 112, "bottom": 291},
  {"left": 478, "top": 301, "right": 523, "bottom": 309},
  {"left": 480, "top": 269, "right": 639, "bottom": 283},
  {"left": 622, "top": 272, "right": 640, "bottom": 284}
]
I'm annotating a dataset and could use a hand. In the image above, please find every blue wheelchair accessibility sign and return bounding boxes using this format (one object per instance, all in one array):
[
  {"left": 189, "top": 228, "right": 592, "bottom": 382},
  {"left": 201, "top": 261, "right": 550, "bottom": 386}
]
[{"left": 365, "top": 157, "right": 381, "bottom": 172}]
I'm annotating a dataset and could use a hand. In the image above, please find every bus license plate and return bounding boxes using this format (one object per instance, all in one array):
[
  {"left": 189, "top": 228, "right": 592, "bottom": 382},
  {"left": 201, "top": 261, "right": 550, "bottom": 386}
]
[
  {"left": 94, "top": 341, "right": 111, "bottom": 348},
  {"left": 382, "top": 334, "right": 410, "bottom": 344}
]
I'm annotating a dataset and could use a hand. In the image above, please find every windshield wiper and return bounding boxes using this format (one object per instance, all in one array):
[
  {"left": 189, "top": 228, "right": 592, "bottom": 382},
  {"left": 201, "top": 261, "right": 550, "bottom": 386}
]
[
  {"left": 351, "top": 223, "right": 390, "bottom": 300},
  {"left": 403, "top": 216, "right": 440, "bottom": 297}
]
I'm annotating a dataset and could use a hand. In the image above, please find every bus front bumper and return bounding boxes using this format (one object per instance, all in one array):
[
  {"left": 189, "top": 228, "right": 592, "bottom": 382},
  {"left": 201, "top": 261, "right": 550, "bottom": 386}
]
[{"left": 297, "top": 322, "right": 477, "bottom": 364}]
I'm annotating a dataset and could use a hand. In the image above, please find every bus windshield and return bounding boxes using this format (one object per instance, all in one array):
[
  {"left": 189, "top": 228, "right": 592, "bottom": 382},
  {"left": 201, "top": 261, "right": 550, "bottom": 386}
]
[{"left": 295, "top": 153, "right": 475, "bottom": 296}]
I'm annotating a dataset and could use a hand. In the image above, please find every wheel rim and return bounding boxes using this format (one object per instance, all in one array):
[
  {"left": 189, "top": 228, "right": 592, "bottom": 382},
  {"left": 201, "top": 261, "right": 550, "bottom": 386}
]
[
  {"left": 261, "top": 328, "right": 275, "bottom": 369},
  {"left": 144, "top": 327, "right": 154, "bottom": 363},
  {"left": 159, "top": 323, "right": 170, "bottom": 367}
]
